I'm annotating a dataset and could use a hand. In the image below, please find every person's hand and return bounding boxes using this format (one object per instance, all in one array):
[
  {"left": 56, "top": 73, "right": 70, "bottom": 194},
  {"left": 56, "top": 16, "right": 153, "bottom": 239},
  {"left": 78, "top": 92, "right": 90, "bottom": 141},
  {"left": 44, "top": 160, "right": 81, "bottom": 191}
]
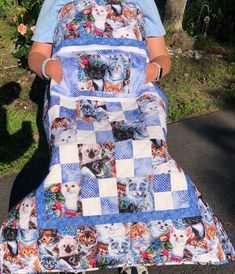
[
  {"left": 44, "top": 59, "right": 62, "bottom": 84},
  {"left": 145, "top": 62, "right": 158, "bottom": 84}
]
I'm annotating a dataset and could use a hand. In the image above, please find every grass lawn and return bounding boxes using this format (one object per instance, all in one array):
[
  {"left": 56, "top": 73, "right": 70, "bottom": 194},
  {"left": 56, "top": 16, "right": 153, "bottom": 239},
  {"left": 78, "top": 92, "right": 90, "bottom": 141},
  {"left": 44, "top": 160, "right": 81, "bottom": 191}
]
[{"left": 0, "top": 18, "right": 235, "bottom": 176}]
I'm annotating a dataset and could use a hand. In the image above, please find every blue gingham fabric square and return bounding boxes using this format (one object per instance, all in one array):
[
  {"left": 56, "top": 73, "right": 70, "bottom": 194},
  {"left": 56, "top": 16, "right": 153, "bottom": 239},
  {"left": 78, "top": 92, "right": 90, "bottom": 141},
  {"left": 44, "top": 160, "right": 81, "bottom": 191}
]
[
  {"left": 61, "top": 163, "right": 81, "bottom": 182},
  {"left": 50, "top": 95, "right": 60, "bottom": 107},
  {"left": 134, "top": 158, "right": 152, "bottom": 176},
  {"left": 81, "top": 177, "right": 99, "bottom": 198},
  {"left": 50, "top": 146, "right": 60, "bottom": 167},
  {"left": 142, "top": 114, "right": 161, "bottom": 127},
  {"left": 95, "top": 130, "right": 114, "bottom": 143},
  {"left": 172, "top": 190, "right": 190, "bottom": 209},
  {"left": 76, "top": 120, "right": 94, "bottom": 131},
  {"left": 153, "top": 173, "right": 171, "bottom": 192},
  {"left": 60, "top": 106, "right": 76, "bottom": 120},
  {"left": 124, "top": 109, "right": 142, "bottom": 121},
  {"left": 106, "top": 102, "right": 123, "bottom": 112},
  {"left": 100, "top": 197, "right": 119, "bottom": 215},
  {"left": 115, "top": 140, "right": 133, "bottom": 159}
]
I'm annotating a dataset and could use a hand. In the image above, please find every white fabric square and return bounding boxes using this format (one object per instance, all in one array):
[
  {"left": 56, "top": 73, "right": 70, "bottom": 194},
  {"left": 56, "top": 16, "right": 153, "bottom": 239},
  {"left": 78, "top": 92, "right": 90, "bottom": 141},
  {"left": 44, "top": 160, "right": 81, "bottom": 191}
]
[
  {"left": 77, "top": 130, "right": 96, "bottom": 144},
  {"left": 99, "top": 178, "right": 118, "bottom": 197},
  {"left": 60, "top": 97, "right": 76, "bottom": 109},
  {"left": 44, "top": 164, "right": 62, "bottom": 188},
  {"left": 132, "top": 140, "right": 152, "bottom": 158},
  {"left": 121, "top": 101, "right": 139, "bottom": 111},
  {"left": 59, "top": 144, "right": 79, "bottom": 164},
  {"left": 154, "top": 192, "right": 174, "bottom": 210},
  {"left": 82, "top": 198, "right": 101, "bottom": 216},
  {"left": 147, "top": 126, "right": 165, "bottom": 140},
  {"left": 93, "top": 121, "right": 112, "bottom": 132},
  {"left": 171, "top": 172, "right": 188, "bottom": 191},
  {"left": 116, "top": 159, "right": 134, "bottom": 177},
  {"left": 48, "top": 105, "right": 60, "bottom": 125},
  {"left": 108, "top": 111, "right": 125, "bottom": 122}
]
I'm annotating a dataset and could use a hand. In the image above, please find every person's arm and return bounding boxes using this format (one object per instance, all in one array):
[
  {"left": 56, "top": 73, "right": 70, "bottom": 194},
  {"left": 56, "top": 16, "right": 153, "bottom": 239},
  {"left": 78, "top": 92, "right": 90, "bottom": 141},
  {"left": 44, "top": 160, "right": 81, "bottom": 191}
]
[
  {"left": 145, "top": 36, "right": 171, "bottom": 84},
  {"left": 28, "top": 41, "right": 62, "bottom": 83}
]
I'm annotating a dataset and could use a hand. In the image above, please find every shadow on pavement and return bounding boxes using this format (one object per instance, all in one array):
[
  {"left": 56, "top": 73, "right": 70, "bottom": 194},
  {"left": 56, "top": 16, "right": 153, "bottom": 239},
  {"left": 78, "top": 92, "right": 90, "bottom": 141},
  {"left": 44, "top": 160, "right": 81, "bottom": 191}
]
[{"left": 8, "top": 76, "right": 49, "bottom": 210}]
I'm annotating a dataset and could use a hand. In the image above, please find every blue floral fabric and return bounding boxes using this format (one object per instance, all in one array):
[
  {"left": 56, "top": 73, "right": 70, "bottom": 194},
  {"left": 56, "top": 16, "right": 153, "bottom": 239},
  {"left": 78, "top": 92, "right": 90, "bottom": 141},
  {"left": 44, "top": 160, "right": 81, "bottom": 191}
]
[{"left": 0, "top": 1, "right": 234, "bottom": 273}]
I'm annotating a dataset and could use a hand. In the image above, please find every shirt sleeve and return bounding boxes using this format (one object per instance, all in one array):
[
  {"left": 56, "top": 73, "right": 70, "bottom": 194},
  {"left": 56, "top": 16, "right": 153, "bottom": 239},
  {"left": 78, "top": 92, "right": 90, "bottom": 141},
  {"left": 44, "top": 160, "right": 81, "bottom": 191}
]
[
  {"left": 136, "top": 0, "right": 166, "bottom": 37},
  {"left": 31, "top": 0, "right": 68, "bottom": 43}
]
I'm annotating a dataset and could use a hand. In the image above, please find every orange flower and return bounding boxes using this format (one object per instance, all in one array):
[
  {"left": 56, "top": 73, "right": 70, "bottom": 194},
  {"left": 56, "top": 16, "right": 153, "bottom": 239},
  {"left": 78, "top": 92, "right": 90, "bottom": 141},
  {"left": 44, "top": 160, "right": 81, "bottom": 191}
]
[
  {"left": 17, "top": 23, "right": 27, "bottom": 35},
  {"left": 30, "top": 26, "right": 36, "bottom": 33},
  {"left": 12, "top": 16, "right": 18, "bottom": 23}
]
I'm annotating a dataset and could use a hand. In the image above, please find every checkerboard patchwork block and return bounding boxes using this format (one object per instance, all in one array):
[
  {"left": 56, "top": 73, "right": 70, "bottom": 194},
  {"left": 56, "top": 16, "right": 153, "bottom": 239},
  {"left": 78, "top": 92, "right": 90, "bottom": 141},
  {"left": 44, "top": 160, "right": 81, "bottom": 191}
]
[
  {"left": 153, "top": 174, "right": 171, "bottom": 192},
  {"left": 80, "top": 177, "right": 99, "bottom": 198},
  {"left": 154, "top": 192, "right": 174, "bottom": 210},
  {"left": 134, "top": 157, "right": 153, "bottom": 176},
  {"left": 123, "top": 109, "right": 142, "bottom": 121},
  {"left": 50, "top": 146, "right": 60, "bottom": 166},
  {"left": 171, "top": 172, "right": 188, "bottom": 191},
  {"left": 95, "top": 130, "right": 114, "bottom": 143},
  {"left": 99, "top": 178, "right": 118, "bottom": 197},
  {"left": 100, "top": 197, "right": 119, "bottom": 215},
  {"left": 82, "top": 198, "right": 101, "bottom": 216},
  {"left": 59, "top": 107, "right": 77, "bottom": 120},
  {"left": 121, "top": 101, "right": 139, "bottom": 111},
  {"left": 93, "top": 121, "right": 112, "bottom": 132},
  {"left": 116, "top": 159, "right": 135, "bottom": 177},
  {"left": 106, "top": 102, "right": 123, "bottom": 112},
  {"left": 146, "top": 126, "right": 165, "bottom": 140},
  {"left": 76, "top": 120, "right": 94, "bottom": 131},
  {"left": 108, "top": 111, "right": 126, "bottom": 122},
  {"left": 172, "top": 190, "right": 190, "bottom": 209},
  {"left": 60, "top": 97, "right": 76, "bottom": 110},
  {"left": 76, "top": 130, "right": 96, "bottom": 144},
  {"left": 143, "top": 115, "right": 161, "bottom": 127},
  {"left": 61, "top": 163, "right": 81, "bottom": 182},
  {"left": 48, "top": 105, "right": 60, "bottom": 125},
  {"left": 132, "top": 140, "right": 152, "bottom": 158},
  {"left": 115, "top": 140, "right": 133, "bottom": 159},
  {"left": 59, "top": 143, "right": 79, "bottom": 164}
]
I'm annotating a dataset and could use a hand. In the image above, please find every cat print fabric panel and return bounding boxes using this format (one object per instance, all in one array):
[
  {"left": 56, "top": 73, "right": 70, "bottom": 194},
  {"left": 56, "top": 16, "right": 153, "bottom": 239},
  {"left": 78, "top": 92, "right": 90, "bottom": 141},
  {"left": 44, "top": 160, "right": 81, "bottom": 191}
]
[
  {"left": 50, "top": 45, "right": 147, "bottom": 98},
  {"left": 38, "top": 91, "right": 201, "bottom": 226},
  {"left": 0, "top": 197, "right": 234, "bottom": 273},
  {"left": 53, "top": 0, "right": 146, "bottom": 47}
]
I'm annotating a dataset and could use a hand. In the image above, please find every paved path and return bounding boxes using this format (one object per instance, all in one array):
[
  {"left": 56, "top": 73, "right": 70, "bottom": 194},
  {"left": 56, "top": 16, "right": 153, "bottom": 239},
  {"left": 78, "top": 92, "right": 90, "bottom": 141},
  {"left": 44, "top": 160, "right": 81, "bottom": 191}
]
[{"left": 0, "top": 109, "right": 234, "bottom": 274}]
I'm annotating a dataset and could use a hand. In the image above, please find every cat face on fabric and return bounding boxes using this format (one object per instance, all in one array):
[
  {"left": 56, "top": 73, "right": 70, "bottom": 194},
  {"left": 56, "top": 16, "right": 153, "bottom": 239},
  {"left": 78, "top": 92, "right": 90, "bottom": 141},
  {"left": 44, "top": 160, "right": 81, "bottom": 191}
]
[
  {"left": 38, "top": 229, "right": 58, "bottom": 246},
  {"left": 58, "top": 235, "right": 78, "bottom": 257},
  {"left": 54, "top": 129, "right": 77, "bottom": 146},
  {"left": 41, "top": 256, "right": 58, "bottom": 270},
  {"left": 61, "top": 182, "right": 81, "bottom": 196},
  {"left": 106, "top": 55, "right": 126, "bottom": 81},
  {"left": 78, "top": 80, "right": 94, "bottom": 91},
  {"left": 126, "top": 178, "right": 149, "bottom": 199},
  {"left": 108, "top": 237, "right": 129, "bottom": 258},
  {"left": 113, "top": 26, "right": 136, "bottom": 39},
  {"left": 148, "top": 220, "right": 173, "bottom": 238},
  {"left": 19, "top": 197, "right": 34, "bottom": 215},
  {"left": 18, "top": 241, "right": 39, "bottom": 258},
  {"left": 169, "top": 226, "right": 192, "bottom": 244},
  {"left": 78, "top": 144, "right": 102, "bottom": 166}
]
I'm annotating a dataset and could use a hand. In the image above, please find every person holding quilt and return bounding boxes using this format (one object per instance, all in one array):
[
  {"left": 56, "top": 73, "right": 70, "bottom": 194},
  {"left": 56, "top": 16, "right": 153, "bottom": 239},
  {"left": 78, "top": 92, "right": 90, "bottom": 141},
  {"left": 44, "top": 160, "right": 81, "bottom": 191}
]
[{"left": 0, "top": 1, "right": 234, "bottom": 274}]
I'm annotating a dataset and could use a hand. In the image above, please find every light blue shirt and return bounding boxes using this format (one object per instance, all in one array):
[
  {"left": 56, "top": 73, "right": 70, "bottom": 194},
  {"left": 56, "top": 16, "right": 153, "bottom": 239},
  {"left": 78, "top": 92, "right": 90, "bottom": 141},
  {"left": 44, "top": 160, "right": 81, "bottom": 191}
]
[{"left": 32, "top": 0, "right": 166, "bottom": 43}]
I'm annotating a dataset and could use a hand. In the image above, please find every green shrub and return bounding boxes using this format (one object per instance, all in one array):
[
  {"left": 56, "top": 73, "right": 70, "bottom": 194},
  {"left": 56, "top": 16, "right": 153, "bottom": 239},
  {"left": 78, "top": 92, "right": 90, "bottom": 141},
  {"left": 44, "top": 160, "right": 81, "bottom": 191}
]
[{"left": 3, "top": 0, "right": 43, "bottom": 67}]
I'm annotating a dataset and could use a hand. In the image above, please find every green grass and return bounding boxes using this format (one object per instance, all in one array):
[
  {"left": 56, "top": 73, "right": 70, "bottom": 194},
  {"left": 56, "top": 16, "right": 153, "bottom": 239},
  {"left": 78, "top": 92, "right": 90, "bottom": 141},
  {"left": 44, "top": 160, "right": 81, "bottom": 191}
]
[{"left": 0, "top": 17, "right": 235, "bottom": 176}]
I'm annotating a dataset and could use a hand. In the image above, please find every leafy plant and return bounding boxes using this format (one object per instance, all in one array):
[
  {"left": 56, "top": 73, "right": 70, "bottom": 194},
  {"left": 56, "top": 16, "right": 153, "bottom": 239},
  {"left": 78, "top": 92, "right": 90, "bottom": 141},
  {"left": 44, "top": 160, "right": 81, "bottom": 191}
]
[{"left": 3, "top": 0, "right": 43, "bottom": 67}]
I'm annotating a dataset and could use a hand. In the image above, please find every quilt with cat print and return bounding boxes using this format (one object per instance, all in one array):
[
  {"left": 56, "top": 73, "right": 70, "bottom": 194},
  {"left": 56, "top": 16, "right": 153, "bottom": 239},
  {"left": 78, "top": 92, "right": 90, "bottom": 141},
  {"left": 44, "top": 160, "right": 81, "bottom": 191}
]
[{"left": 0, "top": 0, "right": 234, "bottom": 273}]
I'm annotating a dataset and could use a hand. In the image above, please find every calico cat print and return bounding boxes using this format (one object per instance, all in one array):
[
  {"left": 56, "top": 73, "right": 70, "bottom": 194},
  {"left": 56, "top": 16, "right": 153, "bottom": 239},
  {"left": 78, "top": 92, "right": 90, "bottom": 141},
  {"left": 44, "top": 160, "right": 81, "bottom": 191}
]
[{"left": 78, "top": 53, "right": 131, "bottom": 93}]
